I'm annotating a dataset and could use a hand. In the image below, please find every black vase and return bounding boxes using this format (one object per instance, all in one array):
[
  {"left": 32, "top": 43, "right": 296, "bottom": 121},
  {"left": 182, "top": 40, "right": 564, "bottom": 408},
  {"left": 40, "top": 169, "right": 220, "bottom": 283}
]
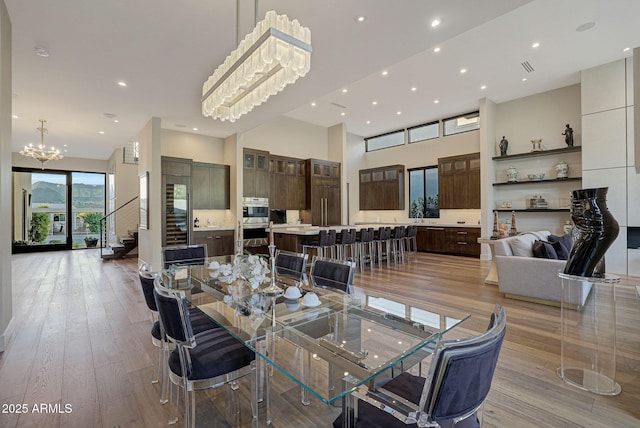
[{"left": 564, "top": 187, "right": 619, "bottom": 278}]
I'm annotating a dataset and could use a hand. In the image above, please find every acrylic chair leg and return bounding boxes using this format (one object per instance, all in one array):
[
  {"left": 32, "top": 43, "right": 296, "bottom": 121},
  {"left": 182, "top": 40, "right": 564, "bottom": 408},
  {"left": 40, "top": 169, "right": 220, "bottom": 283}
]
[
  {"left": 185, "top": 387, "right": 196, "bottom": 428},
  {"left": 168, "top": 382, "right": 178, "bottom": 425},
  {"left": 159, "top": 346, "right": 169, "bottom": 404},
  {"left": 152, "top": 345, "right": 161, "bottom": 384},
  {"left": 251, "top": 360, "right": 259, "bottom": 426}
]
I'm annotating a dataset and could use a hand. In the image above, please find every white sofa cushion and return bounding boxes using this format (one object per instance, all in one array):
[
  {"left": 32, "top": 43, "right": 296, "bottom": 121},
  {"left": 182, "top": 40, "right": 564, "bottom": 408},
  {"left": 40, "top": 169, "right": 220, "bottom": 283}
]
[{"left": 509, "top": 231, "right": 551, "bottom": 257}]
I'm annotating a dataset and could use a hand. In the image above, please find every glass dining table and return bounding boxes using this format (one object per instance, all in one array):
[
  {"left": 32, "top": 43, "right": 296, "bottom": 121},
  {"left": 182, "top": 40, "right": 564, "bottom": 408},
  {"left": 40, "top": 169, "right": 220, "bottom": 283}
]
[{"left": 163, "top": 254, "right": 470, "bottom": 427}]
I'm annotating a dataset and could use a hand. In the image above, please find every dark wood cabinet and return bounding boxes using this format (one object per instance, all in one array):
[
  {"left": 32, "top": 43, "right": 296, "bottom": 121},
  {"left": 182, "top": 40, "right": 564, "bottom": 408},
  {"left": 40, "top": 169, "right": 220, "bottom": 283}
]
[
  {"left": 416, "top": 226, "right": 479, "bottom": 257},
  {"left": 243, "top": 148, "right": 270, "bottom": 198},
  {"left": 269, "top": 155, "right": 306, "bottom": 210},
  {"left": 438, "top": 153, "right": 480, "bottom": 209},
  {"left": 192, "top": 229, "right": 234, "bottom": 256},
  {"left": 306, "top": 159, "right": 341, "bottom": 226},
  {"left": 359, "top": 165, "right": 405, "bottom": 210},
  {"left": 192, "top": 162, "right": 230, "bottom": 209},
  {"left": 161, "top": 156, "right": 192, "bottom": 177}
]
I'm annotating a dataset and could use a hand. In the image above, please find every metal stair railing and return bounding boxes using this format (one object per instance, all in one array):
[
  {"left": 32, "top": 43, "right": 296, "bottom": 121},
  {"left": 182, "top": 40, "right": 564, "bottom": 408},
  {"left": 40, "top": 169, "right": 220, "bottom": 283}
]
[{"left": 100, "top": 196, "right": 138, "bottom": 258}]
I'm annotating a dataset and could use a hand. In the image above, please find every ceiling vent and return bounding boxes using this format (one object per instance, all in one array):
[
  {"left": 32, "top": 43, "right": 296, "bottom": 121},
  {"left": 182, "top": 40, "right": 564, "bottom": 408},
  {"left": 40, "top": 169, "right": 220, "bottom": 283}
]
[{"left": 521, "top": 61, "right": 534, "bottom": 73}]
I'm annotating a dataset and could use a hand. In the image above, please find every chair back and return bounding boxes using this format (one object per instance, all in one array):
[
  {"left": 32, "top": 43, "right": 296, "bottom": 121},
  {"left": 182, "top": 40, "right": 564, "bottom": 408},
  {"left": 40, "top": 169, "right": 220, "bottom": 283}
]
[
  {"left": 153, "top": 277, "right": 195, "bottom": 347},
  {"left": 392, "top": 226, "right": 405, "bottom": 239},
  {"left": 317, "top": 230, "right": 329, "bottom": 246},
  {"left": 310, "top": 257, "right": 356, "bottom": 293},
  {"left": 326, "top": 229, "right": 337, "bottom": 246},
  {"left": 341, "top": 229, "right": 357, "bottom": 245},
  {"left": 139, "top": 269, "right": 159, "bottom": 312},
  {"left": 378, "top": 227, "right": 391, "bottom": 240},
  {"left": 359, "top": 228, "right": 374, "bottom": 243},
  {"left": 418, "top": 305, "right": 506, "bottom": 424},
  {"left": 162, "top": 244, "right": 207, "bottom": 270},
  {"left": 406, "top": 225, "right": 417, "bottom": 238},
  {"left": 275, "top": 250, "right": 308, "bottom": 284}
]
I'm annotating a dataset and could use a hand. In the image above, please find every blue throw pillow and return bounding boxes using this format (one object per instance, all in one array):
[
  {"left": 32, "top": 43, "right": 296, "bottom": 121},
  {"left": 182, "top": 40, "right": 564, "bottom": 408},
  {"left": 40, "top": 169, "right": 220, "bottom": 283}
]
[
  {"left": 532, "top": 240, "right": 558, "bottom": 259},
  {"left": 548, "top": 234, "right": 572, "bottom": 260}
]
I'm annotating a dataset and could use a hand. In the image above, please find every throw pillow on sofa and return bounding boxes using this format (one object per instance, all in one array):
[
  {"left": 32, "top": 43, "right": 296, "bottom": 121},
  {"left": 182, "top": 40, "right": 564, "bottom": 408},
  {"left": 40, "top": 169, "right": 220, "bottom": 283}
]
[
  {"left": 548, "top": 233, "right": 572, "bottom": 260},
  {"left": 532, "top": 240, "right": 559, "bottom": 259},
  {"left": 509, "top": 231, "right": 551, "bottom": 257}
]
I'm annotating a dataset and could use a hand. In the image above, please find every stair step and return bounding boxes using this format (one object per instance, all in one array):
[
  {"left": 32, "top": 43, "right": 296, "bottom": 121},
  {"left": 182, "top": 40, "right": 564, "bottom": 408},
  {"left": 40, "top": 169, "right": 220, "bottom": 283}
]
[{"left": 101, "top": 249, "right": 119, "bottom": 260}]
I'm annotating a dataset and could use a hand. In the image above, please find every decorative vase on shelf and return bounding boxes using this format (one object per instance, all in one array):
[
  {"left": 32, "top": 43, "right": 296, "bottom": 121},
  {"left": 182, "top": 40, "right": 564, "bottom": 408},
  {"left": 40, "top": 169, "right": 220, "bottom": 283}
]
[
  {"left": 563, "top": 187, "right": 619, "bottom": 278},
  {"left": 506, "top": 166, "right": 518, "bottom": 182},
  {"left": 556, "top": 160, "right": 569, "bottom": 179},
  {"left": 530, "top": 139, "right": 543, "bottom": 152}
]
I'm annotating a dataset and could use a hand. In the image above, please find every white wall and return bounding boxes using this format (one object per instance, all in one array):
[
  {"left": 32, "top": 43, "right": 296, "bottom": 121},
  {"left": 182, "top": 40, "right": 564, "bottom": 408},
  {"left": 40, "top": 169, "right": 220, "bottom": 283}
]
[
  {"left": 11, "top": 153, "right": 108, "bottom": 172},
  {"left": 581, "top": 58, "right": 638, "bottom": 275},
  {"left": 161, "top": 129, "right": 225, "bottom": 163},
  {"left": 108, "top": 148, "right": 139, "bottom": 245},
  {"left": 0, "top": 0, "right": 11, "bottom": 352}
]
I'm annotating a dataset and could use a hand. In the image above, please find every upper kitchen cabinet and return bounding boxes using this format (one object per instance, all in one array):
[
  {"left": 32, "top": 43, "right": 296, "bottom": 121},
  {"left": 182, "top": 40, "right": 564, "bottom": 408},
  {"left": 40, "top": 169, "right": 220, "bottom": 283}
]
[
  {"left": 269, "top": 155, "right": 306, "bottom": 210},
  {"left": 243, "top": 148, "right": 270, "bottom": 198},
  {"left": 438, "top": 153, "right": 480, "bottom": 209},
  {"left": 192, "top": 162, "right": 230, "bottom": 210},
  {"left": 306, "top": 159, "right": 341, "bottom": 226},
  {"left": 359, "top": 165, "right": 405, "bottom": 210}
]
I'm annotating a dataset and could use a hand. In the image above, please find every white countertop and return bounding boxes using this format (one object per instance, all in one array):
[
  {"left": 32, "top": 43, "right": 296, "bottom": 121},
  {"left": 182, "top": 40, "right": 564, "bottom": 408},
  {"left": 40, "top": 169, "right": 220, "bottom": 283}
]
[
  {"left": 192, "top": 226, "right": 235, "bottom": 232},
  {"left": 272, "top": 223, "right": 480, "bottom": 236}
]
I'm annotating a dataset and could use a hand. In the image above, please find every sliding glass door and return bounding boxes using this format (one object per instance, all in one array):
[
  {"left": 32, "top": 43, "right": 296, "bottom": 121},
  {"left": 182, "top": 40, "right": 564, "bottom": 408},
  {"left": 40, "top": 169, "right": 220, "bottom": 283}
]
[{"left": 12, "top": 168, "right": 106, "bottom": 253}]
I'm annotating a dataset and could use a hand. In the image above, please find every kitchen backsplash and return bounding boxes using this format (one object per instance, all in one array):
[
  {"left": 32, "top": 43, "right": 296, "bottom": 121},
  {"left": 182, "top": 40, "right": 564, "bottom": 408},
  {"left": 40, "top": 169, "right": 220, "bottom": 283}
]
[{"left": 192, "top": 209, "right": 235, "bottom": 227}]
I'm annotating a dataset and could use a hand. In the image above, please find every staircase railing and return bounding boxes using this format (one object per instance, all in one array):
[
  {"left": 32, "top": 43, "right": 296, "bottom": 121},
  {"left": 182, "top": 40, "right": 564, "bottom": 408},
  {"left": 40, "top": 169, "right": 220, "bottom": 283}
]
[{"left": 100, "top": 196, "right": 138, "bottom": 258}]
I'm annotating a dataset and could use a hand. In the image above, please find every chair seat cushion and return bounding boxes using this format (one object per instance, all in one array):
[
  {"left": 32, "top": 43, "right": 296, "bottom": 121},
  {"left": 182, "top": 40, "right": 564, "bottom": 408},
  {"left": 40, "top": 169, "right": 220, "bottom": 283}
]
[
  {"left": 168, "top": 328, "right": 255, "bottom": 380},
  {"left": 332, "top": 372, "right": 480, "bottom": 428},
  {"left": 151, "top": 320, "right": 162, "bottom": 341}
]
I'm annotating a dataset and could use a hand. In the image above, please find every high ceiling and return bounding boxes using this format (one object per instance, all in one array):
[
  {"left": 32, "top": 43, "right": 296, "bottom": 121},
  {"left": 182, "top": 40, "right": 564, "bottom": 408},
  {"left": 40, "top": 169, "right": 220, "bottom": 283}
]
[{"left": 7, "top": 0, "right": 640, "bottom": 160}]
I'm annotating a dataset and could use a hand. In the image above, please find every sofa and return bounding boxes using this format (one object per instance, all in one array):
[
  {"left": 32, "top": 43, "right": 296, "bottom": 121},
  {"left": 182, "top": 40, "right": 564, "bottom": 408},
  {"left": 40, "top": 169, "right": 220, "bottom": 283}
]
[{"left": 493, "top": 231, "right": 592, "bottom": 308}]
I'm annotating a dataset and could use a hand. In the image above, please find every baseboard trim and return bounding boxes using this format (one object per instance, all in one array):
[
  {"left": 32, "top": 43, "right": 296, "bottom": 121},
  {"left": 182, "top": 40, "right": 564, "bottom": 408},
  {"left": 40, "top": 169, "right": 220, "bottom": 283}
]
[
  {"left": 0, "top": 317, "right": 15, "bottom": 353},
  {"left": 503, "top": 293, "right": 568, "bottom": 309}
]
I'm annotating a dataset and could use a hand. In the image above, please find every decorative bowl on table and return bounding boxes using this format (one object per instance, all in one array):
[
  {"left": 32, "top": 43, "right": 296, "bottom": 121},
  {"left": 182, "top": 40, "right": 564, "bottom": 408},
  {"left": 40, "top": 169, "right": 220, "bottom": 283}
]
[{"left": 527, "top": 173, "right": 546, "bottom": 181}]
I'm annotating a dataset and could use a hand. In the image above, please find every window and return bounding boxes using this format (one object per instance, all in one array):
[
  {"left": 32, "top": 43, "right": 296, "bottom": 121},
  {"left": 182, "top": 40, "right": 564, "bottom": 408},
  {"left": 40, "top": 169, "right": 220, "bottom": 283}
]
[
  {"left": 443, "top": 111, "right": 479, "bottom": 136},
  {"left": 408, "top": 166, "right": 439, "bottom": 218},
  {"left": 365, "top": 130, "right": 405, "bottom": 152},
  {"left": 408, "top": 121, "right": 439, "bottom": 143}
]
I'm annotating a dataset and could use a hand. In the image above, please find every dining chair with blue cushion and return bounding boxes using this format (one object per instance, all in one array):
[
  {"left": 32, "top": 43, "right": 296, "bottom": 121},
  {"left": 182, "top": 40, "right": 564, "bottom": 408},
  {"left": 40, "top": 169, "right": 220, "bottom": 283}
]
[
  {"left": 333, "top": 304, "right": 506, "bottom": 428},
  {"left": 274, "top": 249, "right": 308, "bottom": 286},
  {"left": 162, "top": 244, "right": 208, "bottom": 269},
  {"left": 309, "top": 257, "right": 356, "bottom": 293},
  {"left": 153, "top": 282, "right": 257, "bottom": 427}
]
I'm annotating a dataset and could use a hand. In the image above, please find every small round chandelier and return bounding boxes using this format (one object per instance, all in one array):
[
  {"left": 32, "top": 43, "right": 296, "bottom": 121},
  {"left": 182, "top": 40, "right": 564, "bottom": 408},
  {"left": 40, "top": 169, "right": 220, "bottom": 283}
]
[{"left": 19, "top": 119, "right": 63, "bottom": 169}]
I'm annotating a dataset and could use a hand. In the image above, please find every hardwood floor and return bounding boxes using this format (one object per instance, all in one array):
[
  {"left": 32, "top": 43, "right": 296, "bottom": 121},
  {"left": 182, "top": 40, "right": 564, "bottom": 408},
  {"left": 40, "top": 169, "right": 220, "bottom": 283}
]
[{"left": 1, "top": 250, "right": 638, "bottom": 427}]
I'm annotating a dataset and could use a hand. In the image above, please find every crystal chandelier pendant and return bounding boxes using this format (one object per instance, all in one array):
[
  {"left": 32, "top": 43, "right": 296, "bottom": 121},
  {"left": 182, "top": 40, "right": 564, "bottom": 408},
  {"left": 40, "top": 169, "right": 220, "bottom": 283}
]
[
  {"left": 202, "top": 10, "right": 312, "bottom": 123},
  {"left": 19, "top": 119, "right": 64, "bottom": 169}
]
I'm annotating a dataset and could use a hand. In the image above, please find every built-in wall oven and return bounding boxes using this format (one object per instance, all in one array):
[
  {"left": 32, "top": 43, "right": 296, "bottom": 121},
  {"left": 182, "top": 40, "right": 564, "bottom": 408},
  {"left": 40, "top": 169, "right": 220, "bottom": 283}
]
[{"left": 242, "top": 197, "right": 269, "bottom": 248}]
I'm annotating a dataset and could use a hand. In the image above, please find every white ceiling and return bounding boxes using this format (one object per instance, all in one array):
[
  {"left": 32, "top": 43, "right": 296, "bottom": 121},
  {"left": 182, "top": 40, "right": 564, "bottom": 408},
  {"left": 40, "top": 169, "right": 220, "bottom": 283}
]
[{"left": 7, "top": 0, "right": 640, "bottom": 161}]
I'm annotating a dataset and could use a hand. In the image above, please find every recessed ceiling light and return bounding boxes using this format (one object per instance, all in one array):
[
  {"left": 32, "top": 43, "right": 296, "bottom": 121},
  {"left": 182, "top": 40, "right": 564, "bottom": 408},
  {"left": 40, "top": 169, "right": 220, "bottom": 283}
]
[
  {"left": 433, "top": 46, "right": 441, "bottom": 53},
  {"left": 113, "top": 119, "right": 119, "bottom": 123},
  {"left": 381, "top": 70, "right": 388, "bottom": 76},
  {"left": 342, "top": 88, "right": 348, "bottom": 93},
  {"left": 366, "top": 120, "right": 371, "bottom": 124},
  {"left": 34, "top": 46, "right": 49, "bottom": 57},
  {"left": 310, "top": 101, "right": 316, "bottom": 107},
  {"left": 64, "top": 149, "right": 68, "bottom": 153},
  {"left": 532, "top": 42, "right": 540, "bottom": 48},
  {"left": 434, "top": 99, "right": 439, "bottom": 104},
  {"left": 357, "top": 16, "right": 365, "bottom": 23},
  {"left": 480, "top": 85, "right": 487, "bottom": 90},
  {"left": 117, "top": 81, "right": 127, "bottom": 87},
  {"left": 372, "top": 101, "right": 378, "bottom": 105},
  {"left": 11, "top": 114, "right": 18, "bottom": 119},
  {"left": 340, "top": 112, "right": 346, "bottom": 116},
  {"left": 411, "top": 87, "right": 417, "bottom": 92},
  {"left": 396, "top": 111, "right": 402, "bottom": 115},
  {"left": 192, "top": 127, "right": 198, "bottom": 131},
  {"left": 623, "top": 47, "right": 631, "bottom": 52},
  {"left": 63, "top": 144, "right": 67, "bottom": 147},
  {"left": 576, "top": 22, "right": 596, "bottom": 32},
  {"left": 431, "top": 18, "right": 440, "bottom": 28},
  {"left": 460, "top": 68, "right": 467, "bottom": 74},
  {"left": 521, "top": 77, "right": 528, "bottom": 82},
  {"left": 99, "top": 131, "right": 105, "bottom": 134}
]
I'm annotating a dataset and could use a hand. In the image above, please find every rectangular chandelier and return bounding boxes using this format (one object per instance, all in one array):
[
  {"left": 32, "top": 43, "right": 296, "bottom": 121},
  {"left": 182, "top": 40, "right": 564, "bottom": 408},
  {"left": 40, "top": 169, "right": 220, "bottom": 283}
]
[{"left": 202, "top": 10, "right": 312, "bottom": 123}]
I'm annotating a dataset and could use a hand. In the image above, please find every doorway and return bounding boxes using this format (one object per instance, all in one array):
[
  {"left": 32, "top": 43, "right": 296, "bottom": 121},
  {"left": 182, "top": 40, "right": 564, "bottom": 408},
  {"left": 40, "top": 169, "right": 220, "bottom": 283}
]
[{"left": 12, "top": 168, "right": 106, "bottom": 253}]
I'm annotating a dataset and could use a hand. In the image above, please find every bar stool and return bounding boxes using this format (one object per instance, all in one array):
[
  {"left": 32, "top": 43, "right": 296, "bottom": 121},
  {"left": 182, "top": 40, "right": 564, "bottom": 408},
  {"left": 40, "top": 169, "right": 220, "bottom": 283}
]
[
  {"left": 357, "top": 228, "right": 376, "bottom": 272},
  {"left": 375, "top": 227, "right": 392, "bottom": 268},
  {"left": 338, "top": 228, "right": 358, "bottom": 263},
  {"left": 302, "top": 229, "right": 329, "bottom": 259},
  {"left": 404, "top": 225, "right": 418, "bottom": 262},
  {"left": 390, "top": 226, "right": 406, "bottom": 265}
]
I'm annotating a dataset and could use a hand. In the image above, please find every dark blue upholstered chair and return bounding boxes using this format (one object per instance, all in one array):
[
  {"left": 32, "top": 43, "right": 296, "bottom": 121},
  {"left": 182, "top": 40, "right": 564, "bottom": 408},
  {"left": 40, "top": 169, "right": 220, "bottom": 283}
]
[
  {"left": 162, "top": 244, "right": 207, "bottom": 269},
  {"left": 333, "top": 305, "right": 506, "bottom": 428},
  {"left": 153, "top": 282, "right": 257, "bottom": 427},
  {"left": 309, "top": 257, "right": 356, "bottom": 293},
  {"left": 138, "top": 267, "right": 222, "bottom": 405},
  {"left": 274, "top": 249, "right": 308, "bottom": 286}
]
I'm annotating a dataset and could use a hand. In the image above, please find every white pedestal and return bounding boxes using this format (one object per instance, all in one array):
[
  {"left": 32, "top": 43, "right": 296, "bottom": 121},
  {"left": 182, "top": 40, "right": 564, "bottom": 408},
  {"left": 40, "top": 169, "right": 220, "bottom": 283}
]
[
  {"left": 557, "top": 272, "right": 621, "bottom": 395},
  {"left": 478, "top": 237, "right": 499, "bottom": 285}
]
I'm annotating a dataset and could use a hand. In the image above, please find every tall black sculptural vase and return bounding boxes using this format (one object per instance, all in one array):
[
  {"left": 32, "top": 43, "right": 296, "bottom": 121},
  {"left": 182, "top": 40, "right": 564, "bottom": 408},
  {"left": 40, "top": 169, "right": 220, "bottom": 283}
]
[{"left": 564, "top": 187, "right": 619, "bottom": 277}]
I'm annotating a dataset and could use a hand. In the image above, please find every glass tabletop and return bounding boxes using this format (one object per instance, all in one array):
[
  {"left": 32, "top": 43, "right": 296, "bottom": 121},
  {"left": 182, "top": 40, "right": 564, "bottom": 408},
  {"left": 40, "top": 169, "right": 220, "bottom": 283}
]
[{"left": 163, "top": 255, "right": 470, "bottom": 405}]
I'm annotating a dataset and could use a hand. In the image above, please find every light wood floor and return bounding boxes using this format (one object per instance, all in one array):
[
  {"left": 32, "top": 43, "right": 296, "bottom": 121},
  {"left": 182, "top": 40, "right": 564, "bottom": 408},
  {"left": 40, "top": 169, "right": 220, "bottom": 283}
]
[{"left": 1, "top": 250, "right": 638, "bottom": 427}]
